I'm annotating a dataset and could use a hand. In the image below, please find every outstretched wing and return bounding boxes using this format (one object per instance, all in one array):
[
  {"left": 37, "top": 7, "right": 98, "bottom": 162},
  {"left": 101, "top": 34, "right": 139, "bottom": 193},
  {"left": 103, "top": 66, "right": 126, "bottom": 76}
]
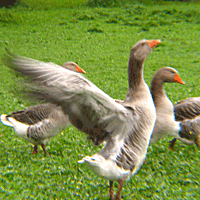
[
  {"left": 4, "top": 52, "right": 135, "bottom": 145},
  {"left": 174, "top": 97, "right": 200, "bottom": 121}
]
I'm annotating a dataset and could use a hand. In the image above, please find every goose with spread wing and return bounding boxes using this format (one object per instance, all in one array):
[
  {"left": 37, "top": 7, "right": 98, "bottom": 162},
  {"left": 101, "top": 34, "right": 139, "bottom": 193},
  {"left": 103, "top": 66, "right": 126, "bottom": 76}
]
[
  {"left": 149, "top": 67, "right": 199, "bottom": 148},
  {"left": 169, "top": 97, "right": 200, "bottom": 149},
  {"left": 1, "top": 62, "right": 86, "bottom": 155},
  {"left": 4, "top": 39, "right": 160, "bottom": 200}
]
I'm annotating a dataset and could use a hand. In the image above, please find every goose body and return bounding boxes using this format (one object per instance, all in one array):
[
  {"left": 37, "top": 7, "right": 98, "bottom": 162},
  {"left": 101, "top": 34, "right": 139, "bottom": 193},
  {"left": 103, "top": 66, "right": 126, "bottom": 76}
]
[
  {"left": 169, "top": 97, "right": 200, "bottom": 149},
  {"left": 149, "top": 67, "right": 199, "bottom": 148},
  {"left": 4, "top": 39, "right": 160, "bottom": 200},
  {"left": 77, "top": 39, "right": 160, "bottom": 199},
  {"left": 1, "top": 62, "right": 86, "bottom": 155},
  {"left": 1, "top": 104, "right": 69, "bottom": 154}
]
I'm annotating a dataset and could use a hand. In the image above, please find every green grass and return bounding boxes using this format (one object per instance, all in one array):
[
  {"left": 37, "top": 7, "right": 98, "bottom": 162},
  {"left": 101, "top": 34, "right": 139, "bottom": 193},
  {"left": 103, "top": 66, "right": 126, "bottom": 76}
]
[{"left": 0, "top": 1, "right": 200, "bottom": 199}]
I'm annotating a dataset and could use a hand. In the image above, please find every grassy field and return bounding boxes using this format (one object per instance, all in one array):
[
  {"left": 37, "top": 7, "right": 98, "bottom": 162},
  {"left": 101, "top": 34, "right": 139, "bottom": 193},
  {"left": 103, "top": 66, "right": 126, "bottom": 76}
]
[{"left": 0, "top": 0, "right": 200, "bottom": 199}]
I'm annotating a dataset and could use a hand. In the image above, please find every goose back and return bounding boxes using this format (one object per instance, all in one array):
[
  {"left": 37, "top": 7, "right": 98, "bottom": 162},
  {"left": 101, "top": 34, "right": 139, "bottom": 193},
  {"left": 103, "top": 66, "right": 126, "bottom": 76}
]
[{"left": 174, "top": 97, "right": 200, "bottom": 121}]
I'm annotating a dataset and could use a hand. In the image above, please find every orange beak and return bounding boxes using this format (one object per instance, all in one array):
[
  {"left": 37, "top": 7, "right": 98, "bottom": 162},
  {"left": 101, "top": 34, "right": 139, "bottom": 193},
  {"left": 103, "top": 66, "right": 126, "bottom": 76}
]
[
  {"left": 173, "top": 74, "right": 185, "bottom": 85},
  {"left": 146, "top": 39, "right": 161, "bottom": 49},
  {"left": 76, "top": 65, "right": 86, "bottom": 74}
]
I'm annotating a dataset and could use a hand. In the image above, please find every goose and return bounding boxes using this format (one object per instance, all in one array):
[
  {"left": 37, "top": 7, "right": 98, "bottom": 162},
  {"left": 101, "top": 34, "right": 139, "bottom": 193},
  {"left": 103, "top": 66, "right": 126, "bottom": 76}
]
[
  {"left": 3, "top": 39, "right": 161, "bottom": 200},
  {"left": 169, "top": 97, "right": 200, "bottom": 149},
  {"left": 1, "top": 62, "right": 86, "bottom": 155},
  {"left": 149, "top": 67, "right": 199, "bottom": 148}
]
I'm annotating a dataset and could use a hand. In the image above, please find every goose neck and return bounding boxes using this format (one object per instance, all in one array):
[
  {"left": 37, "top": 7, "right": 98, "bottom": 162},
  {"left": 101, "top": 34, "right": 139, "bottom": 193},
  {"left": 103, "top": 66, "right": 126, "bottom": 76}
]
[
  {"left": 151, "top": 77, "right": 166, "bottom": 104},
  {"left": 128, "top": 58, "right": 144, "bottom": 90}
]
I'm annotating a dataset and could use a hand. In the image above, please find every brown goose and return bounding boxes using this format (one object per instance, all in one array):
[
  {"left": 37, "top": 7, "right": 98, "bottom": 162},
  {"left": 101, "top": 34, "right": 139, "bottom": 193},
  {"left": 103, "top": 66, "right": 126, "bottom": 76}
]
[
  {"left": 4, "top": 39, "right": 160, "bottom": 200},
  {"left": 149, "top": 67, "right": 199, "bottom": 148},
  {"left": 1, "top": 62, "right": 86, "bottom": 155},
  {"left": 169, "top": 97, "right": 200, "bottom": 149}
]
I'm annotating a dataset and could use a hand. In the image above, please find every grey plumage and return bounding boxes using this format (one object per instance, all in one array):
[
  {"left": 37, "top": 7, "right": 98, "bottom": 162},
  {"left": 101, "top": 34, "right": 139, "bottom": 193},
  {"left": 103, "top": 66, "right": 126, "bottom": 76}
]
[
  {"left": 8, "top": 103, "right": 58, "bottom": 125},
  {"left": 4, "top": 51, "right": 135, "bottom": 147},
  {"left": 149, "top": 67, "right": 199, "bottom": 148},
  {"left": 3, "top": 39, "right": 160, "bottom": 199},
  {"left": 1, "top": 103, "right": 69, "bottom": 155},
  {"left": 174, "top": 97, "right": 200, "bottom": 121},
  {"left": 1, "top": 60, "right": 86, "bottom": 155},
  {"left": 169, "top": 97, "right": 200, "bottom": 149}
]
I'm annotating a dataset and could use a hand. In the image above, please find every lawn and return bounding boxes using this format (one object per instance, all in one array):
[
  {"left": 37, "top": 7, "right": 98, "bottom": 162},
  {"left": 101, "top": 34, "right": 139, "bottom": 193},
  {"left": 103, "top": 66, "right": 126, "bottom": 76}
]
[{"left": 0, "top": 0, "right": 199, "bottom": 199}]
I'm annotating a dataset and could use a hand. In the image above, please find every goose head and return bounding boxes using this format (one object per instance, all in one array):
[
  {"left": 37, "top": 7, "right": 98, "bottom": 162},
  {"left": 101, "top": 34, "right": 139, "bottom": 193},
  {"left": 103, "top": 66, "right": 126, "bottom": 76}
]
[
  {"left": 78, "top": 155, "right": 113, "bottom": 175},
  {"left": 78, "top": 154, "right": 105, "bottom": 167},
  {"left": 130, "top": 39, "right": 161, "bottom": 62},
  {"left": 62, "top": 62, "right": 86, "bottom": 73},
  {"left": 78, "top": 154, "right": 129, "bottom": 180},
  {"left": 127, "top": 39, "right": 161, "bottom": 90},
  {"left": 152, "top": 67, "right": 185, "bottom": 85},
  {"left": 78, "top": 155, "right": 108, "bottom": 177}
]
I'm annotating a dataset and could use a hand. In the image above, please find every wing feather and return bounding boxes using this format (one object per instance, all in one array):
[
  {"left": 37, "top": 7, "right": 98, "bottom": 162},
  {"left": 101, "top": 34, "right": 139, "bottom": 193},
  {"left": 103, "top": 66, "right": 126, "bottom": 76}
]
[
  {"left": 10, "top": 103, "right": 58, "bottom": 125},
  {"left": 174, "top": 97, "right": 200, "bottom": 121},
  {"left": 4, "top": 52, "right": 135, "bottom": 145}
]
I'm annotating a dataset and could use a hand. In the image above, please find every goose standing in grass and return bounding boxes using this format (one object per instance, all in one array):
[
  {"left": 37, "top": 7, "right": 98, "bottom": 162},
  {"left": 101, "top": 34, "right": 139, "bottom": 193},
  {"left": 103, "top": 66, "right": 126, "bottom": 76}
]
[
  {"left": 169, "top": 97, "right": 200, "bottom": 149},
  {"left": 1, "top": 62, "right": 86, "bottom": 155},
  {"left": 149, "top": 67, "right": 200, "bottom": 148},
  {"left": 3, "top": 39, "right": 160, "bottom": 200}
]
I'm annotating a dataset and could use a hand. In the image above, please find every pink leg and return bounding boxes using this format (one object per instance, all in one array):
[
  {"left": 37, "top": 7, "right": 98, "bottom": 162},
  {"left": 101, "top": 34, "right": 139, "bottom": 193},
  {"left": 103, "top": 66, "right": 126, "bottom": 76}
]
[
  {"left": 41, "top": 144, "right": 49, "bottom": 156},
  {"left": 32, "top": 145, "right": 38, "bottom": 154},
  {"left": 195, "top": 138, "right": 200, "bottom": 149},
  {"left": 168, "top": 138, "right": 177, "bottom": 150},
  {"left": 114, "top": 179, "right": 124, "bottom": 200},
  {"left": 109, "top": 181, "right": 114, "bottom": 200}
]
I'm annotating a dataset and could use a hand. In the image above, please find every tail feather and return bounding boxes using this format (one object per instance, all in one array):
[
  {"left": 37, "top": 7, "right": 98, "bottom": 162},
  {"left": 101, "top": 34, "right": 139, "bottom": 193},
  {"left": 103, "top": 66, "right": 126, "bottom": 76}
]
[{"left": 1, "top": 114, "right": 14, "bottom": 127}]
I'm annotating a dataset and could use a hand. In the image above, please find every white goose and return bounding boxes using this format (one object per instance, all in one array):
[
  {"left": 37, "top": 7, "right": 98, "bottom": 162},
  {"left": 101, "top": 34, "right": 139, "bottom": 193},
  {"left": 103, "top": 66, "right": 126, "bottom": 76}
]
[
  {"left": 4, "top": 39, "right": 160, "bottom": 200},
  {"left": 149, "top": 67, "right": 199, "bottom": 148},
  {"left": 1, "top": 62, "right": 86, "bottom": 155},
  {"left": 169, "top": 97, "right": 200, "bottom": 149}
]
